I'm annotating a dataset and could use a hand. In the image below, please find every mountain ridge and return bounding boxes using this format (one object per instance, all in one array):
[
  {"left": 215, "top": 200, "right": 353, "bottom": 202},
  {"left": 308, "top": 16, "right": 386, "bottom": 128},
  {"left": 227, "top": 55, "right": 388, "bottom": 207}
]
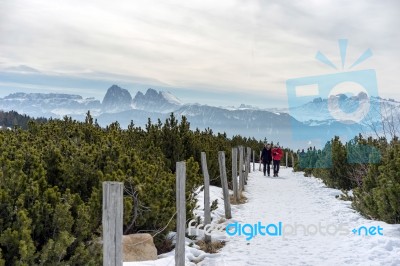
[{"left": 0, "top": 85, "right": 398, "bottom": 148}]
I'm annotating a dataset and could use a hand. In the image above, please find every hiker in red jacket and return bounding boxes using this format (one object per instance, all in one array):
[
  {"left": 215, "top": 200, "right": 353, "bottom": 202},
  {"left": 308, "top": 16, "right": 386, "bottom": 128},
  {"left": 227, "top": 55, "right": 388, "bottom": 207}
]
[{"left": 272, "top": 145, "right": 283, "bottom": 177}]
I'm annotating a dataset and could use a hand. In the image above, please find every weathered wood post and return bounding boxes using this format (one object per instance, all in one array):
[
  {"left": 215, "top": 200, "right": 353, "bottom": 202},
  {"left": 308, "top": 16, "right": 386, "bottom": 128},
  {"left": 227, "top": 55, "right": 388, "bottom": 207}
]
[
  {"left": 243, "top": 147, "right": 248, "bottom": 183},
  {"left": 292, "top": 153, "right": 295, "bottom": 169},
  {"left": 231, "top": 147, "right": 239, "bottom": 203},
  {"left": 244, "top": 148, "right": 247, "bottom": 185},
  {"left": 238, "top": 146, "right": 244, "bottom": 193},
  {"left": 218, "top": 151, "right": 232, "bottom": 219},
  {"left": 243, "top": 153, "right": 247, "bottom": 185},
  {"left": 175, "top": 162, "right": 186, "bottom": 266},
  {"left": 259, "top": 151, "right": 262, "bottom": 171},
  {"left": 243, "top": 146, "right": 248, "bottom": 185},
  {"left": 247, "top": 147, "right": 252, "bottom": 173},
  {"left": 103, "top": 182, "right": 123, "bottom": 266},
  {"left": 200, "top": 153, "right": 211, "bottom": 243},
  {"left": 252, "top": 150, "right": 255, "bottom": 172},
  {"left": 247, "top": 147, "right": 251, "bottom": 174},
  {"left": 286, "top": 152, "right": 288, "bottom": 168},
  {"left": 246, "top": 147, "right": 251, "bottom": 179}
]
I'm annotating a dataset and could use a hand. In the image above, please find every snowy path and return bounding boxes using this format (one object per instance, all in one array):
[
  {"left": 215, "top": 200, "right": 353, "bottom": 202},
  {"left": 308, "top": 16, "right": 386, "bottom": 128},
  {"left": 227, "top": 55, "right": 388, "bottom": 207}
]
[
  {"left": 126, "top": 166, "right": 400, "bottom": 266},
  {"left": 213, "top": 166, "right": 400, "bottom": 266}
]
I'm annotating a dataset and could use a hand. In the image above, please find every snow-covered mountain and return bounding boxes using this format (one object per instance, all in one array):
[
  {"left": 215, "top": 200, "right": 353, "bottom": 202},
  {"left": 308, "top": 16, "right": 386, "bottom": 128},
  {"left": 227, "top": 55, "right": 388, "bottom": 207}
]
[
  {"left": 174, "top": 104, "right": 300, "bottom": 142},
  {"left": 0, "top": 92, "right": 102, "bottom": 117},
  {"left": 288, "top": 94, "right": 400, "bottom": 126},
  {"left": 132, "top": 88, "right": 182, "bottom": 113},
  {"left": 0, "top": 85, "right": 183, "bottom": 117},
  {"left": 1, "top": 86, "right": 398, "bottom": 147},
  {"left": 94, "top": 102, "right": 314, "bottom": 147}
]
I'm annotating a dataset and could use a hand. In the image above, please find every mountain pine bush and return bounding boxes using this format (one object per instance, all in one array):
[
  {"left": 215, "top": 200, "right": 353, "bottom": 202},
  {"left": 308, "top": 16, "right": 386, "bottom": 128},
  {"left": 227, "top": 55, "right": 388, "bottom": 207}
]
[
  {"left": 0, "top": 111, "right": 261, "bottom": 264},
  {"left": 353, "top": 140, "right": 400, "bottom": 223},
  {"left": 294, "top": 132, "right": 399, "bottom": 224}
]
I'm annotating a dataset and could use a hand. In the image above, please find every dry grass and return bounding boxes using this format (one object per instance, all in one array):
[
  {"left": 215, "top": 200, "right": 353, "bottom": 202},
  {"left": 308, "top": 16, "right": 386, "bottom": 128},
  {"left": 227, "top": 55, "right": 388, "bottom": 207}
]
[
  {"left": 230, "top": 191, "right": 248, "bottom": 205},
  {"left": 156, "top": 236, "right": 174, "bottom": 255},
  {"left": 217, "top": 217, "right": 226, "bottom": 224},
  {"left": 196, "top": 240, "right": 226, "bottom": 254}
]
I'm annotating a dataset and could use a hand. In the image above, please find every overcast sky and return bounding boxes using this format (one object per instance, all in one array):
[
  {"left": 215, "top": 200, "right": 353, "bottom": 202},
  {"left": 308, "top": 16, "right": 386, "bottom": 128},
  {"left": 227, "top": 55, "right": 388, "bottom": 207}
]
[{"left": 0, "top": 0, "right": 399, "bottom": 108}]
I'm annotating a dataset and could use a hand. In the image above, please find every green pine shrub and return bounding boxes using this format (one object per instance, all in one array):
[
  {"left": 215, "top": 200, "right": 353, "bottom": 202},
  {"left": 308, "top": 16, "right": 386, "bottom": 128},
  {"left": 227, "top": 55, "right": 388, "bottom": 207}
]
[
  {"left": 0, "top": 111, "right": 265, "bottom": 264},
  {"left": 353, "top": 141, "right": 400, "bottom": 223}
]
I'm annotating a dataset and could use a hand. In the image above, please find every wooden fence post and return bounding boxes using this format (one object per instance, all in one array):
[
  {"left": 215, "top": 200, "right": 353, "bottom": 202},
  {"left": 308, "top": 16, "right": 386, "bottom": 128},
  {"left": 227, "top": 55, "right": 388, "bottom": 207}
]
[
  {"left": 246, "top": 147, "right": 251, "bottom": 179},
  {"left": 238, "top": 146, "right": 244, "bottom": 192},
  {"left": 247, "top": 147, "right": 251, "bottom": 174},
  {"left": 103, "top": 182, "right": 123, "bottom": 266},
  {"left": 292, "top": 153, "right": 295, "bottom": 169},
  {"left": 243, "top": 147, "right": 248, "bottom": 183},
  {"left": 231, "top": 147, "right": 239, "bottom": 203},
  {"left": 175, "top": 162, "right": 186, "bottom": 266},
  {"left": 243, "top": 147, "right": 248, "bottom": 184},
  {"left": 200, "top": 153, "right": 211, "bottom": 243},
  {"left": 286, "top": 152, "right": 288, "bottom": 168},
  {"left": 252, "top": 150, "right": 255, "bottom": 172},
  {"left": 244, "top": 147, "right": 248, "bottom": 177},
  {"left": 218, "top": 151, "right": 232, "bottom": 219}
]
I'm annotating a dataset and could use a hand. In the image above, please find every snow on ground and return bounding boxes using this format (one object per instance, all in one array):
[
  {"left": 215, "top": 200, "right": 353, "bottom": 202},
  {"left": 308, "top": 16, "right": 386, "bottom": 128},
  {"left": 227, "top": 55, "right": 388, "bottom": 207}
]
[
  {"left": 124, "top": 183, "right": 230, "bottom": 266},
  {"left": 125, "top": 165, "right": 400, "bottom": 266}
]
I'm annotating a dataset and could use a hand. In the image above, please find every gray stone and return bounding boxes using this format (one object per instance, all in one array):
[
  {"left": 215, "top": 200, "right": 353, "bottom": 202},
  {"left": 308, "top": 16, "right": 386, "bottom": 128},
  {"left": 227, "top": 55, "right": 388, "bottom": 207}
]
[{"left": 122, "top": 234, "right": 157, "bottom": 262}]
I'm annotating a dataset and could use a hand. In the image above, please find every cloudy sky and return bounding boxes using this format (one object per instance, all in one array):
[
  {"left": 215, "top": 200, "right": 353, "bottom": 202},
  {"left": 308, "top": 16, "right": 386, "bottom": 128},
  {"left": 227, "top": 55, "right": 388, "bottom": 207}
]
[{"left": 0, "top": 0, "right": 399, "bottom": 108}]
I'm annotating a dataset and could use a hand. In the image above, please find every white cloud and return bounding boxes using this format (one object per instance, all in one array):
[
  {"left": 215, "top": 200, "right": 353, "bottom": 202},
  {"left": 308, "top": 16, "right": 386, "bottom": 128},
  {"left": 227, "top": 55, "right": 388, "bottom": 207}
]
[{"left": 0, "top": 0, "right": 399, "bottom": 107}]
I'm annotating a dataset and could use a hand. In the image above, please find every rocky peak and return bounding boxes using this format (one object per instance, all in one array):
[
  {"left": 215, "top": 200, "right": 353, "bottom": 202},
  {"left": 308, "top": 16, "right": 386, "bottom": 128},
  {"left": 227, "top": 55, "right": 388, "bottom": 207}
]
[
  {"left": 132, "top": 88, "right": 182, "bottom": 113},
  {"left": 102, "top": 85, "right": 132, "bottom": 112}
]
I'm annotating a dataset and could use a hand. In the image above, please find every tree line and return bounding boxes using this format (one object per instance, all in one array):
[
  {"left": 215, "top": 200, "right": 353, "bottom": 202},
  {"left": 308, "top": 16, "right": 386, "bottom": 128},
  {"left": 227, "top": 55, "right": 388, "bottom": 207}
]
[{"left": 0, "top": 110, "right": 47, "bottom": 130}]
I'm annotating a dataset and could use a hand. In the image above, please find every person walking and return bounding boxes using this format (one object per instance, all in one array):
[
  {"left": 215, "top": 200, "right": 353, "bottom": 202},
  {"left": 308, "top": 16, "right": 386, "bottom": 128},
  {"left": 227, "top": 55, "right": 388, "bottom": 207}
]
[
  {"left": 261, "top": 143, "right": 272, "bottom": 176},
  {"left": 272, "top": 145, "right": 283, "bottom": 177}
]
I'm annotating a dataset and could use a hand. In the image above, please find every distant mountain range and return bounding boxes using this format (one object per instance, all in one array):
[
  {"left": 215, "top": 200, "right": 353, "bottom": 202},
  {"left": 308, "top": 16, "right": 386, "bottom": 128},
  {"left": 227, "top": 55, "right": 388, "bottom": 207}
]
[
  {"left": 0, "top": 92, "right": 102, "bottom": 117},
  {"left": 289, "top": 94, "right": 400, "bottom": 125},
  {"left": 0, "top": 85, "right": 397, "bottom": 148}
]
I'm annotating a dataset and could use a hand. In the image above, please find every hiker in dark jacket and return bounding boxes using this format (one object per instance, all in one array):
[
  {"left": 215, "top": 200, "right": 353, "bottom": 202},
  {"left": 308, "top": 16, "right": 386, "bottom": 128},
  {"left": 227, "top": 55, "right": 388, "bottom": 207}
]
[{"left": 261, "top": 143, "right": 272, "bottom": 176}]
